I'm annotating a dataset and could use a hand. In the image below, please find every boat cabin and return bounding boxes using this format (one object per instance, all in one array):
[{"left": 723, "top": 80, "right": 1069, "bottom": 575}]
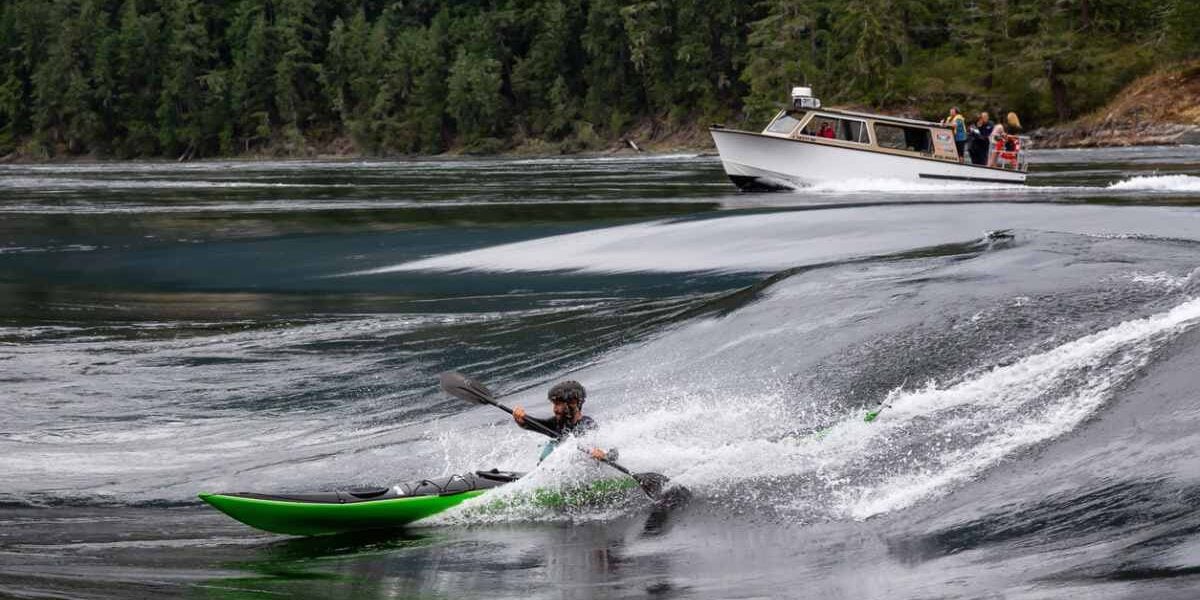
[
  {"left": 762, "top": 107, "right": 961, "bottom": 162},
  {"left": 760, "top": 87, "right": 971, "bottom": 163}
]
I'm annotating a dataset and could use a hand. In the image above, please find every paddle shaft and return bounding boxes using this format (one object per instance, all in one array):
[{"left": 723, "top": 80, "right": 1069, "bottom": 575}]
[
  {"left": 500, "top": 398, "right": 639, "bottom": 477},
  {"left": 479, "top": 396, "right": 562, "bottom": 440},
  {"left": 488, "top": 397, "right": 631, "bottom": 470}
]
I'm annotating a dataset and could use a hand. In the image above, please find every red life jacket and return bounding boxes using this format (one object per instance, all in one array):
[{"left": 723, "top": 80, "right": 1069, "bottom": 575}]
[{"left": 995, "top": 136, "right": 1019, "bottom": 167}]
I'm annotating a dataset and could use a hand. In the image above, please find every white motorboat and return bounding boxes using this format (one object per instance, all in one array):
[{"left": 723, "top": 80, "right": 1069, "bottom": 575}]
[{"left": 710, "top": 87, "right": 1027, "bottom": 190}]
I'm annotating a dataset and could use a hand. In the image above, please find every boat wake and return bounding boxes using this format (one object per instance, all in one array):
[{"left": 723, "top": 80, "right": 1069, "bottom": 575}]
[
  {"left": 1105, "top": 173, "right": 1200, "bottom": 192},
  {"left": 796, "top": 177, "right": 1022, "bottom": 193},
  {"left": 788, "top": 173, "right": 1200, "bottom": 194}
]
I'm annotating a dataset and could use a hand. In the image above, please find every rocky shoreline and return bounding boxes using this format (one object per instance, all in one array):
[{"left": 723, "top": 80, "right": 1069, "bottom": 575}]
[
  {"left": 1029, "top": 122, "right": 1200, "bottom": 149},
  {"left": 1028, "top": 61, "right": 1200, "bottom": 149}
]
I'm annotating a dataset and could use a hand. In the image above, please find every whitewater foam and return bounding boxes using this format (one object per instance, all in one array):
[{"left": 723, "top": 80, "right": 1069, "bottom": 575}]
[
  {"left": 425, "top": 265, "right": 1200, "bottom": 526},
  {"left": 843, "top": 294, "right": 1200, "bottom": 518},
  {"left": 1126, "top": 270, "right": 1190, "bottom": 289},
  {"left": 772, "top": 174, "right": 1200, "bottom": 195},
  {"left": 796, "top": 177, "right": 1020, "bottom": 194},
  {"left": 1105, "top": 174, "right": 1200, "bottom": 192}
]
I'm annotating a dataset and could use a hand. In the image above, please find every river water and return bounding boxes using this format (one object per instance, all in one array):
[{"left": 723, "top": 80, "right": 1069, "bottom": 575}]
[{"left": 2, "top": 147, "right": 1200, "bottom": 599}]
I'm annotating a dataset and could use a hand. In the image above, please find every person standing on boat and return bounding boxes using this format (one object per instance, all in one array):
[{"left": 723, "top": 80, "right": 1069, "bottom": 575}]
[
  {"left": 1005, "top": 111, "right": 1022, "bottom": 133},
  {"left": 968, "top": 112, "right": 994, "bottom": 165},
  {"left": 513, "top": 381, "right": 611, "bottom": 463},
  {"left": 989, "top": 124, "right": 1019, "bottom": 168},
  {"left": 991, "top": 125, "right": 1021, "bottom": 169},
  {"left": 941, "top": 108, "right": 968, "bottom": 161}
]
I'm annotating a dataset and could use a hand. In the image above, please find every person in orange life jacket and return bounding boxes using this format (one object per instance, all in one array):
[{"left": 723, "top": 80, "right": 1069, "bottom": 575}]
[
  {"left": 818, "top": 122, "right": 836, "bottom": 139},
  {"left": 513, "top": 380, "right": 612, "bottom": 463}
]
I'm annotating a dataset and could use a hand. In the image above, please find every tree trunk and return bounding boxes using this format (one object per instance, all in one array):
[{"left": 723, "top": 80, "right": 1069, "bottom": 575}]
[
  {"left": 1045, "top": 59, "right": 1071, "bottom": 121},
  {"left": 810, "top": 28, "right": 817, "bottom": 72}
]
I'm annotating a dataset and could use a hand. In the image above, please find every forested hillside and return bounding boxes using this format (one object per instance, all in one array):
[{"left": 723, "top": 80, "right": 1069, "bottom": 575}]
[{"left": 0, "top": 0, "right": 1196, "bottom": 159}]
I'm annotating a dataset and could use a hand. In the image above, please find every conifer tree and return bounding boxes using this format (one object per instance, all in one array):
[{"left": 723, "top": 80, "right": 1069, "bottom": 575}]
[
  {"left": 274, "top": 0, "right": 326, "bottom": 145},
  {"left": 1162, "top": 0, "right": 1200, "bottom": 59},
  {"left": 157, "top": 0, "right": 216, "bottom": 157},
  {"left": 620, "top": 0, "right": 677, "bottom": 118},
  {"left": 581, "top": 0, "right": 638, "bottom": 134},
  {"left": 229, "top": 2, "right": 276, "bottom": 151},
  {"left": 409, "top": 7, "right": 451, "bottom": 153},
  {"left": 742, "top": 1, "right": 824, "bottom": 123},
  {"left": 833, "top": 0, "right": 910, "bottom": 104},
  {"left": 446, "top": 46, "right": 504, "bottom": 145},
  {"left": 510, "top": 0, "right": 585, "bottom": 139},
  {"left": 114, "top": 0, "right": 164, "bottom": 156},
  {"left": 0, "top": 1, "right": 51, "bottom": 151},
  {"left": 31, "top": 1, "right": 98, "bottom": 153}
]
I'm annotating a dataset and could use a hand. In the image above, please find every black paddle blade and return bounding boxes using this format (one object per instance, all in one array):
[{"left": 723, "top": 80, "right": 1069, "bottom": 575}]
[
  {"left": 655, "top": 484, "right": 692, "bottom": 510},
  {"left": 633, "top": 472, "right": 691, "bottom": 509},
  {"left": 632, "top": 472, "right": 669, "bottom": 498},
  {"left": 439, "top": 371, "right": 497, "bottom": 406}
]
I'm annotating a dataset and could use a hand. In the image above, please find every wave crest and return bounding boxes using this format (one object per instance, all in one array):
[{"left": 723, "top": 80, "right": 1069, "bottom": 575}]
[{"left": 1106, "top": 174, "right": 1200, "bottom": 192}]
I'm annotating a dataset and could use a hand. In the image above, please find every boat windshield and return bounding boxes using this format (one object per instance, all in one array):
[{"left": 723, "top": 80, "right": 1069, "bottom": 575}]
[{"left": 764, "top": 111, "right": 805, "bottom": 134}]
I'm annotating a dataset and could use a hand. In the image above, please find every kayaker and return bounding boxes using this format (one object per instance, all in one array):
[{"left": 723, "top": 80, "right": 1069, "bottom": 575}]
[{"left": 512, "top": 380, "right": 611, "bottom": 463}]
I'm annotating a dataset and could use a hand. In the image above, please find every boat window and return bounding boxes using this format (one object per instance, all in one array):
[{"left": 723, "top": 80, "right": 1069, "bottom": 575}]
[
  {"left": 801, "top": 116, "right": 869, "bottom": 144},
  {"left": 764, "top": 111, "right": 805, "bottom": 134},
  {"left": 841, "top": 119, "right": 870, "bottom": 144},
  {"left": 874, "top": 123, "right": 933, "bottom": 154}
]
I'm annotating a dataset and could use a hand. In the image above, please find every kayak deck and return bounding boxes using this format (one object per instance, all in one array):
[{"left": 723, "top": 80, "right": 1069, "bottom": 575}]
[{"left": 199, "top": 469, "right": 644, "bottom": 536}]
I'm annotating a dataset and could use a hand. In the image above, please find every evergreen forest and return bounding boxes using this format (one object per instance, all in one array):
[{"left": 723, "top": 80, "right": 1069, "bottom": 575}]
[{"left": 1, "top": 0, "right": 1197, "bottom": 158}]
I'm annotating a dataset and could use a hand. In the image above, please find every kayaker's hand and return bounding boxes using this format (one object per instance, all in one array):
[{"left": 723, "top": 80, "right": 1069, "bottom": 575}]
[
  {"left": 513, "top": 406, "right": 526, "bottom": 425},
  {"left": 589, "top": 448, "right": 607, "bottom": 461}
]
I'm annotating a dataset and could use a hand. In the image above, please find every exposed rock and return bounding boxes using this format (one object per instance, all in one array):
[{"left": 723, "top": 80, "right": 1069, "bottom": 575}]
[{"left": 1029, "top": 61, "right": 1200, "bottom": 148}]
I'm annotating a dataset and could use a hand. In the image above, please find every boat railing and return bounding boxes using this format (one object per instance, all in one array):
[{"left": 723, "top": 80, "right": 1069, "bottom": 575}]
[
  {"left": 986, "top": 135, "right": 1030, "bottom": 172},
  {"left": 1015, "top": 136, "right": 1031, "bottom": 172}
]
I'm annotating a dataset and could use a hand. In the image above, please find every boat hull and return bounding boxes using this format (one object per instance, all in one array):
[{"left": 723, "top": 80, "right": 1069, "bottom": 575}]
[{"left": 710, "top": 128, "right": 1026, "bottom": 190}]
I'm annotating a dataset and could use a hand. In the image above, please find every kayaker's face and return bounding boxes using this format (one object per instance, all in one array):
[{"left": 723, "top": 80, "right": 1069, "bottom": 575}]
[{"left": 552, "top": 400, "right": 581, "bottom": 423}]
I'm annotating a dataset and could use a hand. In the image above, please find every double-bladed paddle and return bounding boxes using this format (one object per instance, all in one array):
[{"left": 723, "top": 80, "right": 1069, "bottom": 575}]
[{"left": 438, "top": 370, "right": 678, "bottom": 502}]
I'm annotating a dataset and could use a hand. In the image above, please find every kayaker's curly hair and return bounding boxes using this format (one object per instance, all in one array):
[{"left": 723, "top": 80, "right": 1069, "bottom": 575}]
[{"left": 548, "top": 380, "right": 586, "bottom": 404}]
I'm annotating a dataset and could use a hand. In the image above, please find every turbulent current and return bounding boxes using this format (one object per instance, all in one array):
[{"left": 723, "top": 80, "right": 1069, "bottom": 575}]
[{"left": 2, "top": 147, "right": 1200, "bottom": 599}]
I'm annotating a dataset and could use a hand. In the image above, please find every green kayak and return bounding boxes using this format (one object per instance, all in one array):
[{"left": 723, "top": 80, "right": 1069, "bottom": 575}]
[{"left": 200, "top": 469, "right": 639, "bottom": 536}]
